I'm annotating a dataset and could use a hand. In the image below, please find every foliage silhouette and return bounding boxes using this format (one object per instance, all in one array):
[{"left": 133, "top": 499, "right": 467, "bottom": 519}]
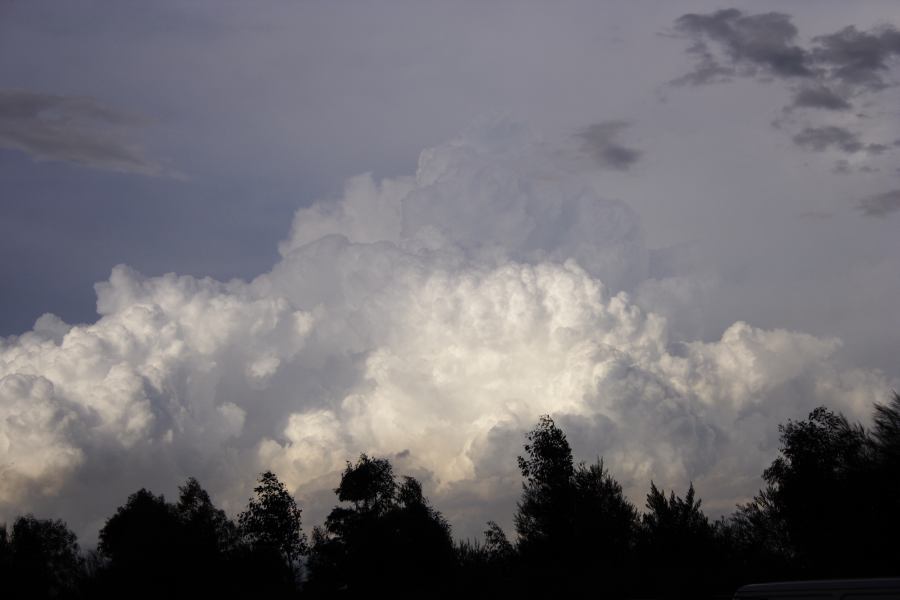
[
  {"left": 0, "top": 515, "right": 83, "bottom": 599},
  {"left": 514, "top": 414, "right": 576, "bottom": 554},
  {"left": 238, "top": 470, "right": 307, "bottom": 564},
  {"left": 513, "top": 416, "right": 641, "bottom": 596},
  {"left": 762, "top": 406, "right": 878, "bottom": 576},
  {"left": 307, "top": 454, "right": 455, "bottom": 598},
  {"left": 98, "top": 488, "right": 181, "bottom": 573},
  {"left": 637, "top": 482, "right": 716, "bottom": 598},
  {"left": 234, "top": 470, "right": 307, "bottom": 596},
  {"left": 5, "top": 392, "right": 900, "bottom": 598}
]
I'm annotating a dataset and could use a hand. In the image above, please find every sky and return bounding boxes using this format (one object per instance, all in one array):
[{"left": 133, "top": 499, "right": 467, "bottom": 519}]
[{"left": 1, "top": 0, "right": 899, "bottom": 543}]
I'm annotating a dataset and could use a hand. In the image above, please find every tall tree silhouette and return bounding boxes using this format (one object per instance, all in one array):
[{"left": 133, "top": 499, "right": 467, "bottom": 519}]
[
  {"left": 762, "top": 406, "right": 876, "bottom": 576},
  {"left": 718, "top": 485, "right": 793, "bottom": 585},
  {"left": 176, "top": 477, "right": 236, "bottom": 554},
  {"left": 571, "top": 459, "right": 638, "bottom": 591},
  {"left": 307, "top": 454, "right": 454, "bottom": 598},
  {"left": 96, "top": 488, "right": 185, "bottom": 597},
  {"left": 514, "top": 415, "right": 575, "bottom": 554},
  {"left": 638, "top": 482, "right": 715, "bottom": 599},
  {"left": 0, "top": 515, "right": 83, "bottom": 599},
  {"left": 237, "top": 470, "right": 307, "bottom": 591},
  {"left": 95, "top": 480, "right": 253, "bottom": 599},
  {"left": 173, "top": 478, "right": 238, "bottom": 596},
  {"left": 870, "top": 392, "right": 900, "bottom": 567},
  {"left": 514, "top": 416, "right": 640, "bottom": 595}
]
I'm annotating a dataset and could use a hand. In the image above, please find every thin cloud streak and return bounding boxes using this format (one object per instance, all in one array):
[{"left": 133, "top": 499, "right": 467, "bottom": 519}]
[{"left": 0, "top": 89, "right": 167, "bottom": 176}]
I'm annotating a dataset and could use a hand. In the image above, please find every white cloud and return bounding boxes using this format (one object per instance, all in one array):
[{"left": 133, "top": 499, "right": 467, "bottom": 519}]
[{"left": 0, "top": 120, "right": 892, "bottom": 540}]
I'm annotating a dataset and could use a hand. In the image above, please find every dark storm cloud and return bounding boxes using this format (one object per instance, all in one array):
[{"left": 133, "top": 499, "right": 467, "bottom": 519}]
[
  {"left": 576, "top": 121, "right": 641, "bottom": 171},
  {"left": 812, "top": 26, "right": 900, "bottom": 91},
  {"left": 831, "top": 159, "right": 852, "bottom": 175},
  {"left": 674, "top": 10, "right": 900, "bottom": 93},
  {"left": 674, "top": 9, "right": 812, "bottom": 83},
  {"left": 792, "top": 126, "right": 887, "bottom": 155},
  {"left": 856, "top": 189, "right": 900, "bottom": 217},
  {"left": 672, "top": 10, "right": 900, "bottom": 120},
  {"left": 0, "top": 89, "right": 163, "bottom": 175},
  {"left": 791, "top": 85, "right": 851, "bottom": 110},
  {"left": 793, "top": 126, "right": 863, "bottom": 153},
  {"left": 669, "top": 10, "right": 900, "bottom": 162}
]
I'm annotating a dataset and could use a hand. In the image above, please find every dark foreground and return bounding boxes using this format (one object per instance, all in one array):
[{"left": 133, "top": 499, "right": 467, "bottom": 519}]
[{"left": 3, "top": 393, "right": 899, "bottom": 599}]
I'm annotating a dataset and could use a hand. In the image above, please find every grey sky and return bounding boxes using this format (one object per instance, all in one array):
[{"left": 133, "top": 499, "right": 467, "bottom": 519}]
[{"left": 1, "top": 1, "right": 899, "bottom": 543}]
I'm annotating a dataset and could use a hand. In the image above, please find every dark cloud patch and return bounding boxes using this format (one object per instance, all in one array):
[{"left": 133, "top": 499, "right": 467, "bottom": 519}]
[
  {"left": 832, "top": 159, "right": 852, "bottom": 174},
  {"left": 793, "top": 126, "right": 888, "bottom": 156},
  {"left": 793, "top": 126, "right": 863, "bottom": 153},
  {"left": 673, "top": 10, "right": 900, "bottom": 94},
  {"left": 674, "top": 9, "right": 812, "bottom": 84},
  {"left": 791, "top": 85, "right": 852, "bottom": 110},
  {"left": 812, "top": 26, "right": 900, "bottom": 91},
  {"left": 671, "top": 11, "right": 900, "bottom": 162},
  {"left": 0, "top": 89, "right": 164, "bottom": 176},
  {"left": 671, "top": 41, "right": 736, "bottom": 86},
  {"left": 576, "top": 121, "right": 642, "bottom": 171},
  {"left": 856, "top": 189, "right": 900, "bottom": 217}
]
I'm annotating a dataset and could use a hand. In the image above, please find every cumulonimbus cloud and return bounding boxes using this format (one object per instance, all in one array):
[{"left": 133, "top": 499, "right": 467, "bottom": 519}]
[{"left": 0, "top": 119, "right": 892, "bottom": 540}]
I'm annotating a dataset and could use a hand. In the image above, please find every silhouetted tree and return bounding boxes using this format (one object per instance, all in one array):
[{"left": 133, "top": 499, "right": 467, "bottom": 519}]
[
  {"left": 0, "top": 515, "right": 83, "bottom": 599},
  {"left": 482, "top": 520, "right": 514, "bottom": 559},
  {"left": 717, "top": 485, "right": 793, "bottom": 584},
  {"left": 176, "top": 477, "right": 236, "bottom": 553},
  {"left": 513, "top": 416, "right": 641, "bottom": 595},
  {"left": 307, "top": 454, "right": 454, "bottom": 598},
  {"left": 335, "top": 454, "right": 396, "bottom": 515},
  {"left": 173, "top": 478, "right": 240, "bottom": 596},
  {"left": 762, "top": 406, "right": 877, "bottom": 576},
  {"left": 571, "top": 459, "right": 638, "bottom": 592},
  {"left": 870, "top": 392, "right": 900, "bottom": 566},
  {"left": 454, "top": 521, "right": 516, "bottom": 597},
  {"left": 96, "top": 488, "right": 185, "bottom": 597},
  {"left": 238, "top": 471, "right": 307, "bottom": 564},
  {"left": 637, "top": 482, "right": 716, "bottom": 599},
  {"left": 514, "top": 415, "right": 575, "bottom": 555},
  {"left": 872, "top": 392, "right": 900, "bottom": 464},
  {"left": 93, "top": 480, "right": 254, "bottom": 599},
  {"left": 236, "top": 470, "right": 307, "bottom": 594}
]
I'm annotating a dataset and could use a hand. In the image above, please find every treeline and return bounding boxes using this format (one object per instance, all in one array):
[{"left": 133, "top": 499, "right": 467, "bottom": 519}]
[{"left": 2, "top": 393, "right": 899, "bottom": 599}]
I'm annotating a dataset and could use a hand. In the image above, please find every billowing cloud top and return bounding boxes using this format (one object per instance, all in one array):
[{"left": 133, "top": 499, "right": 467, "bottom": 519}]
[{"left": 0, "top": 120, "right": 891, "bottom": 540}]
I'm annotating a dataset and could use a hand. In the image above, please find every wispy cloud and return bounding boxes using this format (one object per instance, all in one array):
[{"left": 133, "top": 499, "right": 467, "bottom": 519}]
[{"left": 0, "top": 89, "right": 169, "bottom": 176}]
